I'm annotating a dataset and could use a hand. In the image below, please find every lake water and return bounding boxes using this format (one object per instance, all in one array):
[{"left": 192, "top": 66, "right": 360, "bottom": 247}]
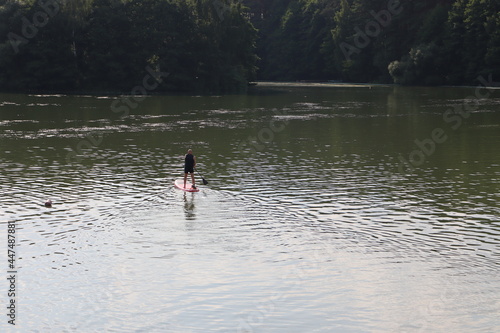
[{"left": 1, "top": 83, "right": 499, "bottom": 332}]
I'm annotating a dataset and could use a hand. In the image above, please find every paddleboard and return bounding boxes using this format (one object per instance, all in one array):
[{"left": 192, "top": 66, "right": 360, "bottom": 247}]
[{"left": 174, "top": 179, "right": 200, "bottom": 192}]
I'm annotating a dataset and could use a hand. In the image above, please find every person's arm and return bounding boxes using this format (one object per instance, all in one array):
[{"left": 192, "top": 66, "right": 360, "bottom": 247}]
[{"left": 193, "top": 156, "right": 197, "bottom": 168}]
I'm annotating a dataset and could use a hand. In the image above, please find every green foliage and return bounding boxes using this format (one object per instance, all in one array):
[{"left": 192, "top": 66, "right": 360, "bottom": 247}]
[
  {"left": 252, "top": 0, "right": 339, "bottom": 81},
  {"left": 0, "top": 0, "right": 258, "bottom": 93},
  {"left": 388, "top": 43, "right": 442, "bottom": 85},
  {"left": 389, "top": 0, "right": 499, "bottom": 85},
  {"left": 1, "top": 0, "right": 500, "bottom": 90},
  {"left": 443, "top": 0, "right": 500, "bottom": 84},
  {"left": 250, "top": 0, "right": 499, "bottom": 85}
]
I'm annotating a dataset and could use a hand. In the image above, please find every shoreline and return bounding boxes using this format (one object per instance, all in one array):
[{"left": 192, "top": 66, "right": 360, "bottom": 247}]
[
  {"left": 252, "top": 81, "right": 392, "bottom": 88},
  {"left": 253, "top": 81, "right": 500, "bottom": 90},
  {"left": 1, "top": 81, "right": 499, "bottom": 97}
]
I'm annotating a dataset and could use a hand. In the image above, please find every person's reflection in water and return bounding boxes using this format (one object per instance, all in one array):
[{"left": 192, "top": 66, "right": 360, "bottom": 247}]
[{"left": 183, "top": 192, "right": 196, "bottom": 220}]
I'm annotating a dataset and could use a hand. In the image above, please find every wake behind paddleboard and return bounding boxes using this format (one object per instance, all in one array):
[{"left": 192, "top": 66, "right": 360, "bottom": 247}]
[{"left": 174, "top": 179, "right": 200, "bottom": 192}]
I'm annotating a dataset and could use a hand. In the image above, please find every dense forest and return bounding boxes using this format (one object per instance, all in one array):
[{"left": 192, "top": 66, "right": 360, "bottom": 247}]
[
  {"left": 0, "top": 0, "right": 257, "bottom": 93},
  {"left": 0, "top": 0, "right": 499, "bottom": 93},
  {"left": 252, "top": 0, "right": 500, "bottom": 85}
]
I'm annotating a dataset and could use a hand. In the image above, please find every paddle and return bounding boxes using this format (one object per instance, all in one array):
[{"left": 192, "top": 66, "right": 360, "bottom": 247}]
[{"left": 195, "top": 168, "right": 208, "bottom": 185}]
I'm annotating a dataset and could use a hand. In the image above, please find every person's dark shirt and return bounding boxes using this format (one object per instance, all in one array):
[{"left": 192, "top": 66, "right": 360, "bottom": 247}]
[{"left": 185, "top": 153, "right": 195, "bottom": 168}]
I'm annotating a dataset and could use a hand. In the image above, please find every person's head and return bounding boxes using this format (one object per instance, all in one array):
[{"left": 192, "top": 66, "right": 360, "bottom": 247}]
[{"left": 187, "top": 149, "right": 193, "bottom": 154}]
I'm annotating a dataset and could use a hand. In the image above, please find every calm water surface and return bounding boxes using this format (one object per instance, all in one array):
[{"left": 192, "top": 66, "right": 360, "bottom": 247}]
[{"left": 1, "top": 84, "right": 499, "bottom": 332}]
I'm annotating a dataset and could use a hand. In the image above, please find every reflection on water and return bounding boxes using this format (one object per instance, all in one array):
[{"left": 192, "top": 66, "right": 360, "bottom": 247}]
[
  {"left": 183, "top": 192, "right": 196, "bottom": 220},
  {"left": 0, "top": 86, "right": 499, "bottom": 332}
]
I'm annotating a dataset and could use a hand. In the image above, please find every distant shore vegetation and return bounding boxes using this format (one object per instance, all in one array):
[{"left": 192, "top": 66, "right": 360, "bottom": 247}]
[{"left": 0, "top": 0, "right": 499, "bottom": 93}]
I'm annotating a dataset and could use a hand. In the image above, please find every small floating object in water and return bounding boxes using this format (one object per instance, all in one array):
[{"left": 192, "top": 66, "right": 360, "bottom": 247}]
[{"left": 45, "top": 200, "right": 52, "bottom": 207}]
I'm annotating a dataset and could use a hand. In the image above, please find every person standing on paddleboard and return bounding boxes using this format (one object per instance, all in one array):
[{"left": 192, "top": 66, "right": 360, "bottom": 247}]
[{"left": 184, "top": 149, "right": 196, "bottom": 189}]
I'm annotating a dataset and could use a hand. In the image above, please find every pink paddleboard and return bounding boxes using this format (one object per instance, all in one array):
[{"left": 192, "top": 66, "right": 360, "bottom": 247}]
[{"left": 174, "top": 179, "right": 200, "bottom": 192}]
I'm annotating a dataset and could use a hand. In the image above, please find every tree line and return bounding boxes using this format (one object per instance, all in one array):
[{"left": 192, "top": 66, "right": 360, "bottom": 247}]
[
  {"left": 249, "top": 0, "right": 500, "bottom": 85},
  {"left": 0, "top": 0, "right": 499, "bottom": 93},
  {"left": 0, "top": 0, "right": 257, "bottom": 93}
]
